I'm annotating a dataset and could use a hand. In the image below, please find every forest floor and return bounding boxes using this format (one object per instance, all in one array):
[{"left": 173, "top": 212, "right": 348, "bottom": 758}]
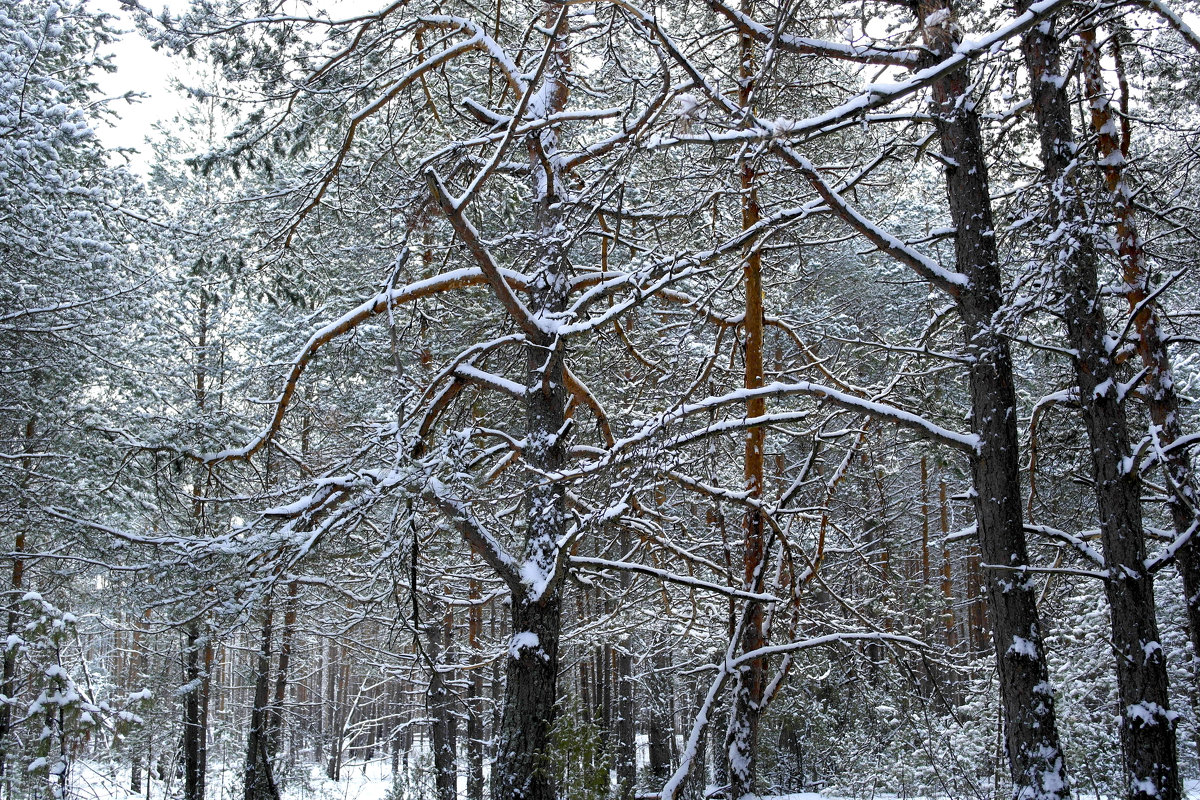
[{"left": 68, "top": 758, "right": 1200, "bottom": 800}]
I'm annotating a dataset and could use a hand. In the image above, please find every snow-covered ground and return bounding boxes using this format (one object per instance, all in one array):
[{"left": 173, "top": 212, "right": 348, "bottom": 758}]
[
  {"left": 71, "top": 759, "right": 394, "bottom": 800},
  {"left": 69, "top": 761, "right": 1200, "bottom": 800}
]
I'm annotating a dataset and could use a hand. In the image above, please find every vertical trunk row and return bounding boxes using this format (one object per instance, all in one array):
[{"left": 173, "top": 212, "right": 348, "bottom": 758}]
[
  {"left": 915, "top": 1, "right": 1071, "bottom": 795},
  {"left": 728, "top": 0, "right": 768, "bottom": 793},
  {"left": 1020, "top": 14, "right": 1179, "bottom": 799},
  {"left": 615, "top": 522, "right": 637, "bottom": 799}
]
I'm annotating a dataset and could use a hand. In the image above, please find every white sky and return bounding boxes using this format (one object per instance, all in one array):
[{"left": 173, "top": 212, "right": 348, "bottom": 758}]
[{"left": 93, "top": 0, "right": 184, "bottom": 168}]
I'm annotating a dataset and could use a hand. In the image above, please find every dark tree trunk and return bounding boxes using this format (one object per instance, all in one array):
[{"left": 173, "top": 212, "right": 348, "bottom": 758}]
[
  {"left": 244, "top": 611, "right": 280, "bottom": 800},
  {"left": 428, "top": 597, "right": 457, "bottom": 800},
  {"left": 494, "top": 592, "right": 562, "bottom": 800},
  {"left": 268, "top": 579, "right": 298, "bottom": 762},
  {"left": 615, "top": 527, "right": 637, "bottom": 799},
  {"left": 467, "top": 577, "right": 485, "bottom": 800},
  {"left": 1020, "top": 15, "right": 1179, "bottom": 799},
  {"left": 183, "top": 625, "right": 208, "bottom": 800},
  {"left": 915, "top": 0, "right": 1071, "bottom": 795},
  {"left": 647, "top": 647, "right": 674, "bottom": 784}
]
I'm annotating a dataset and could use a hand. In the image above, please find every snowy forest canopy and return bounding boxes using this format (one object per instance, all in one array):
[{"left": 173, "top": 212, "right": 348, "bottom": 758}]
[{"left": 4, "top": 0, "right": 1200, "bottom": 799}]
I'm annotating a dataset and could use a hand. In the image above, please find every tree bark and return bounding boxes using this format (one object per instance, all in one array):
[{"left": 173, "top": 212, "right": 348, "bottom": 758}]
[
  {"left": 727, "top": 1, "right": 768, "bottom": 793},
  {"left": 1020, "top": 15, "right": 1179, "bottom": 799},
  {"left": 915, "top": 0, "right": 1071, "bottom": 795},
  {"left": 428, "top": 595, "right": 457, "bottom": 800},
  {"left": 244, "top": 611, "right": 280, "bottom": 800},
  {"left": 183, "top": 625, "right": 209, "bottom": 800}
]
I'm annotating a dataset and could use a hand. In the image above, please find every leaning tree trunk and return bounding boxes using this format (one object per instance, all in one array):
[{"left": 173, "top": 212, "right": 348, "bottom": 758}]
[
  {"left": 1019, "top": 14, "right": 1179, "bottom": 799},
  {"left": 916, "top": 1, "right": 1071, "bottom": 795}
]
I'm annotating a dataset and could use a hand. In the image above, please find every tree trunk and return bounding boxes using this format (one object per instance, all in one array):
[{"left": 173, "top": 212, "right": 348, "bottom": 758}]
[
  {"left": 494, "top": 591, "right": 562, "bottom": 800},
  {"left": 1020, "top": 15, "right": 1179, "bottom": 798},
  {"left": 727, "top": 0, "right": 768, "bottom": 794},
  {"left": 268, "top": 579, "right": 298, "bottom": 762},
  {"left": 428, "top": 596, "right": 457, "bottom": 800},
  {"left": 915, "top": 0, "right": 1071, "bottom": 795},
  {"left": 467, "top": 576, "right": 485, "bottom": 800},
  {"left": 647, "top": 647, "right": 674, "bottom": 784},
  {"left": 0, "top": 416, "right": 34, "bottom": 782},
  {"left": 244, "top": 611, "right": 280, "bottom": 800},
  {"left": 183, "top": 625, "right": 209, "bottom": 800}
]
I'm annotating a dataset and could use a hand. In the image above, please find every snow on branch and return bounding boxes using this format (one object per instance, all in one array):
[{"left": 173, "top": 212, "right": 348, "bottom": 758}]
[
  {"left": 425, "top": 477, "right": 522, "bottom": 590},
  {"left": 452, "top": 365, "right": 527, "bottom": 398},
  {"left": 202, "top": 261, "right": 524, "bottom": 464},
  {"left": 732, "top": 631, "right": 926, "bottom": 667},
  {"left": 1128, "top": 0, "right": 1200, "bottom": 55},
  {"left": 779, "top": 148, "right": 968, "bottom": 295},
  {"left": 569, "top": 556, "right": 783, "bottom": 603},
  {"left": 709, "top": 0, "right": 918, "bottom": 65}
]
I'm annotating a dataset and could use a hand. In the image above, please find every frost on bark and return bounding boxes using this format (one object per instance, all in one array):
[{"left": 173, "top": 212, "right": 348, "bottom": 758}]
[
  {"left": 917, "top": 0, "right": 1071, "bottom": 796},
  {"left": 1019, "top": 12, "right": 1179, "bottom": 798}
]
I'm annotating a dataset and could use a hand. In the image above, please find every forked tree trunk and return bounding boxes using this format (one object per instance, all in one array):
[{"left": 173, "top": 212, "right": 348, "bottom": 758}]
[
  {"left": 489, "top": 10, "right": 573, "bottom": 799},
  {"left": 1020, "top": 14, "right": 1179, "bottom": 798}
]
